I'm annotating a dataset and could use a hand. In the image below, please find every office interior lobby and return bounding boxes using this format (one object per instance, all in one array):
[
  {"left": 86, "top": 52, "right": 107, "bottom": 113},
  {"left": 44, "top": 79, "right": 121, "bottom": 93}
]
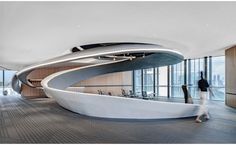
[{"left": 1, "top": 1, "right": 236, "bottom": 143}]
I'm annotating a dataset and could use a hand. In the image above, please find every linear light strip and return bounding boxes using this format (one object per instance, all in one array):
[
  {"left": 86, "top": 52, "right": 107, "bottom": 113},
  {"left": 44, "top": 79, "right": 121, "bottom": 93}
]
[{"left": 17, "top": 46, "right": 182, "bottom": 76}]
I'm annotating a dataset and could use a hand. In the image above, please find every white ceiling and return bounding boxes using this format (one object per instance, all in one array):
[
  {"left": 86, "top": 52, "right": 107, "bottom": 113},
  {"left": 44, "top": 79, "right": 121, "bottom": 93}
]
[{"left": 1, "top": 1, "right": 236, "bottom": 70}]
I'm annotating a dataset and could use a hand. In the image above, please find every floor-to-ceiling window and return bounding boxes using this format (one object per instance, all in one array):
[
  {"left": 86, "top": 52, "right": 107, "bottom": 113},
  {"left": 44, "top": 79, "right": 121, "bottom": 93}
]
[
  {"left": 157, "top": 66, "right": 168, "bottom": 97},
  {"left": 210, "top": 56, "right": 225, "bottom": 100},
  {"left": 4, "top": 70, "right": 18, "bottom": 96},
  {"left": 170, "top": 61, "right": 184, "bottom": 98},
  {"left": 188, "top": 58, "right": 204, "bottom": 98},
  {"left": 0, "top": 70, "right": 18, "bottom": 96},
  {"left": 143, "top": 68, "right": 154, "bottom": 95},
  {"left": 133, "top": 69, "right": 142, "bottom": 96},
  {"left": 133, "top": 56, "right": 225, "bottom": 101}
]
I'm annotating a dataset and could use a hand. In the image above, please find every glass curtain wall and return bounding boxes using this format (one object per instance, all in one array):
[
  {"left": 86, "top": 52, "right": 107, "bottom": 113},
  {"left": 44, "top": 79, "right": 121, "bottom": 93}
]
[
  {"left": 157, "top": 66, "right": 168, "bottom": 97},
  {"left": 4, "top": 70, "right": 18, "bottom": 96},
  {"left": 133, "top": 69, "right": 142, "bottom": 96},
  {"left": 133, "top": 56, "right": 225, "bottom": 101},
  {"left": 170, "top": 61, "right": 184, "bottom": 98},
  {"left": 0, "top": 70, "right": 18, "bottom": 96},
  {"left": 210, "top": 56, "right": 225, "bottom": 100},
  {"left": 143, "top": 68, "right": 154, "bottom": 95},
  {"left": 134, "top": 67, "right": 168, "bottom": 97},
  {"left": 188, "top": 58, "right": 204, "bottom": 99}
]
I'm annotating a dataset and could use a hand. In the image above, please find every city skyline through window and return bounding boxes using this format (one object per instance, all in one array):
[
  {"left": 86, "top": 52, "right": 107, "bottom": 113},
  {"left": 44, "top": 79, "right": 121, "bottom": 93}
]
[
  {"left": 133, "top": 56, "right": 225, "bottom": 101},
  {"left": 0, "top": 70, "right": 19, "bottom": 96}
]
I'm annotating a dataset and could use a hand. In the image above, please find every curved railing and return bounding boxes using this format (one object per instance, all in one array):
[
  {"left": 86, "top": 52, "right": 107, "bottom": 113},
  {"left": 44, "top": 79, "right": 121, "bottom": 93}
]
[{"left": 13, "top": 43, "right": 199, "bottom": 119}]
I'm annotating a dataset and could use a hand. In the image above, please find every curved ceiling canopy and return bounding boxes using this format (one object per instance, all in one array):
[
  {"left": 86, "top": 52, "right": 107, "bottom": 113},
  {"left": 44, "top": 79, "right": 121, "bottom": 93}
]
[{"left": 13, "top": 43, "right": 183, "bottom": 91}]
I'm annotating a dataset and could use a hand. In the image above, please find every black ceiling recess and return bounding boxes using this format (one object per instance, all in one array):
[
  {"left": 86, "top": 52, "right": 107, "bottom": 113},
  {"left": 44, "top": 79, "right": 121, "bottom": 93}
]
[
  {"left": 80, "top": 42, "right": 161, "bottom": 50},
  {"left": 71, "top": 42, "right": 161, "bottom": 58},
  {"left": 71, "top": 47, "right": 80, "bottom": 53}
]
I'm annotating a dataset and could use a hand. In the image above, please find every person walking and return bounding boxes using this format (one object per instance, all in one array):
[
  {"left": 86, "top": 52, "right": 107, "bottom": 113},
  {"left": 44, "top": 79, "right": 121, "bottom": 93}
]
[{"left": 196, "top": 71, "right": 210, "bottom": 123}]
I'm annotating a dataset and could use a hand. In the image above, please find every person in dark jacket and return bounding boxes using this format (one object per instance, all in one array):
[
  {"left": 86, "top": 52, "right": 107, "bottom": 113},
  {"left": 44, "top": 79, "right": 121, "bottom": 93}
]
[{"left": 196, "top": 71, "right": 210, "bottom": 123}]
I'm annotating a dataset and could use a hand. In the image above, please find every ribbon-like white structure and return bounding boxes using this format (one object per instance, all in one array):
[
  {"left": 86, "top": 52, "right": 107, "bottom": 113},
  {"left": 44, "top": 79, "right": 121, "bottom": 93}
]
[{"left": 13, "top": 43, "right": 199, "bottom": 119}]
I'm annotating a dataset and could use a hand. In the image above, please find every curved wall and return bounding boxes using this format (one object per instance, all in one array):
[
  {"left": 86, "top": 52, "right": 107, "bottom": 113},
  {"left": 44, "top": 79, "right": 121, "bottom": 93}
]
[
  {"left": 226, "top": 46, "right": 236, "bottom": 108},
  {"left": 19, "top": 66, "right": 80, "bottom": 98},
  {"left": 74, "top": 71, "right": 132, "bottom": 96}
]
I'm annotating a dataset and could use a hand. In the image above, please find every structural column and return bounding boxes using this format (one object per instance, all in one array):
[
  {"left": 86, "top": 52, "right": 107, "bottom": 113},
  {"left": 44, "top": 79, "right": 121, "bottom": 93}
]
[
  {"left": 2, "top": 70, "right": 4, "bottom": 95},
  {"left": 167, "top": 66, "right": 170, "bottom": 98},
  {"left": 208, "top": 56, "right": 212, "bottom": 85},
  {"left": 204, "top": 56, "right": 208, "bottom": 80},
  {"left": 153, "top": 68, "right": 156, "bottom": 96},
  {"left": 184, "top": 59, "right": 187, "bottom": 85}
]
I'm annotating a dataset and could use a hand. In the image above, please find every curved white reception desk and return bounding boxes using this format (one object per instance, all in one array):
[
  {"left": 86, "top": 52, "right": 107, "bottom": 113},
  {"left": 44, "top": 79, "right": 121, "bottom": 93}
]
[
  {"left": 43, "top": 88, "right": 199, "bottom": 119},
  {"left": 14, "top": 43, "right": 200, "bottom": 119}
]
